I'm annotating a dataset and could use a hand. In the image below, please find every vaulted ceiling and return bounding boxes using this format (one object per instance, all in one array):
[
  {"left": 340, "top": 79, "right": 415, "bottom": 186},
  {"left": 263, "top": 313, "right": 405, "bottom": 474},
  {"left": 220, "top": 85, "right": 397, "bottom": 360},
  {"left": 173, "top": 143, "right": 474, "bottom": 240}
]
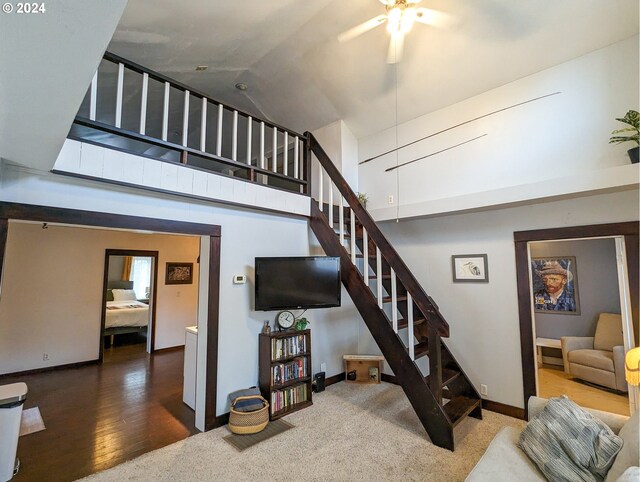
[{"left": 109, "top": 0, "right": 639, "bottom": 139}]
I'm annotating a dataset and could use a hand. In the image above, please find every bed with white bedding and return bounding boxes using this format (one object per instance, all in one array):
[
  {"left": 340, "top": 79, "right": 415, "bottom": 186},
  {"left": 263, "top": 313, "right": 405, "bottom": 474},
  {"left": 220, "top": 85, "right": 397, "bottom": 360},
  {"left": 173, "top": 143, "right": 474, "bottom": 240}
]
[
  {"left": 103, "top": 281, "right": 149, "bottom": 344},
  {"left": 105, "top": 300, "right": 149, "bottom": 328}
]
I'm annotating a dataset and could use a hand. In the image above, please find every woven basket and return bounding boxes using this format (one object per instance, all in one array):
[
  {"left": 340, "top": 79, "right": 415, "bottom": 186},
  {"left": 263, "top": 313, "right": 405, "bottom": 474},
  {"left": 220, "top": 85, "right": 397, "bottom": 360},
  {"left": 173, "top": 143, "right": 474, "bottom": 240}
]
[{"left": 229, "top": 395, "right": 269, "bottom": 435}]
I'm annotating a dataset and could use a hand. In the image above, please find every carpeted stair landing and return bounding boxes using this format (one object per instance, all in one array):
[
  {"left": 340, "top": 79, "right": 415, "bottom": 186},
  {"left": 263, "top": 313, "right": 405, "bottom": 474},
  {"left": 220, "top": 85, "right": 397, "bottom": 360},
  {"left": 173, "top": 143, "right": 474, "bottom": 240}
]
[{"left": 81, "top": 382, "right": 525, "bottom": 481}]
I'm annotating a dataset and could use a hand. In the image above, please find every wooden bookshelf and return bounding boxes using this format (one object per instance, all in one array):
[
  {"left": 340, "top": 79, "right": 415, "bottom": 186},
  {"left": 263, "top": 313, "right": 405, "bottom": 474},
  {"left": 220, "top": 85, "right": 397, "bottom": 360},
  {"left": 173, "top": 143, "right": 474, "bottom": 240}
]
[{"left": 259, "top": 329, "right": 313, "bottom": 420}]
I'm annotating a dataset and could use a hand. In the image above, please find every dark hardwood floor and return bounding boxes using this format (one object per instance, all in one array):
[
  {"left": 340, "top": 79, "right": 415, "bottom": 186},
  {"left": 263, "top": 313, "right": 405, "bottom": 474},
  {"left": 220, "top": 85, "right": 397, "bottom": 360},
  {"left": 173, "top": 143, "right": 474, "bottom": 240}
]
[{"left": 4, "top": 343, "right": 197, "bottom": 481}]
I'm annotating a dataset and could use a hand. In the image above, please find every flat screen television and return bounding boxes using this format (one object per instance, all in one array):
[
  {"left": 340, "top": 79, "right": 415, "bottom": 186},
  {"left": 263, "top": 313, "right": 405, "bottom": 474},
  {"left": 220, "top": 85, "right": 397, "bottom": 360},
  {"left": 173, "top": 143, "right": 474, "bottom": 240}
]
[{"left": 255, "top": 256, "right": 341, "bottom": 311}]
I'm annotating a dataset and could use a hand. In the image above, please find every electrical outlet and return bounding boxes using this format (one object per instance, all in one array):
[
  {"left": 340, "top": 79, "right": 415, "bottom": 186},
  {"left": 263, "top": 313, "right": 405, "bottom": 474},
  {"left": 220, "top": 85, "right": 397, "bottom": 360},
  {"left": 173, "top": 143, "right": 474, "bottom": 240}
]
[
  {"left": 43, "top": 353, "right": 49, "bottom": 361},
  {"left": 320, "top": 362, "right": 326, "bottom": 373},
  {"left": 480, "top": 384, "right": 488, "bottom": 396},
  {"left": 387, "top": 195, "right": 394, "bottom": 204}
]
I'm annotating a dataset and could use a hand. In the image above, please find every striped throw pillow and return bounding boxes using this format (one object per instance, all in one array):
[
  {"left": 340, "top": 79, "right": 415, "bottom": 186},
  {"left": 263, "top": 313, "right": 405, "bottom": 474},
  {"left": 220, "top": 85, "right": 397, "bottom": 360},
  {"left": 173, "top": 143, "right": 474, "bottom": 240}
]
[{"left": 518, "top": 396, "right": 623, "bottom": 482}]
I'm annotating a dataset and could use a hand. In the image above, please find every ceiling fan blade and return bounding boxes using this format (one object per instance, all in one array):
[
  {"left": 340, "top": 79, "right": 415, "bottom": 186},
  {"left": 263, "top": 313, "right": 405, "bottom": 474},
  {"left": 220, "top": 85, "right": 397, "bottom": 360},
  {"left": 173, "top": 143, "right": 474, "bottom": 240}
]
[
  {"left": 414, "top": 7, "right": 458, "bottom": 28},
  {"left": 387, "top": 32, "right": 404, "bottom": 64},
  {"left": 337, "top": 15, "right": 387, "bottom": 43}
]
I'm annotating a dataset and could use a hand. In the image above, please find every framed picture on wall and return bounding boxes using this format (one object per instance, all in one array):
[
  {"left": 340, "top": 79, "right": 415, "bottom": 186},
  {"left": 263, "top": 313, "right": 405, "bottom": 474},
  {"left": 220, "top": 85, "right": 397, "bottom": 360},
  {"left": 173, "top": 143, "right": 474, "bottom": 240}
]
[
  {"left": 165, "top": 262, "right": 193, "bottom": 285},
  {"left": 451, "top": 254, "right": 489, "bottom": 283},
  {"left": 531, "top": 256, "right": 580, "bottom": 315}
]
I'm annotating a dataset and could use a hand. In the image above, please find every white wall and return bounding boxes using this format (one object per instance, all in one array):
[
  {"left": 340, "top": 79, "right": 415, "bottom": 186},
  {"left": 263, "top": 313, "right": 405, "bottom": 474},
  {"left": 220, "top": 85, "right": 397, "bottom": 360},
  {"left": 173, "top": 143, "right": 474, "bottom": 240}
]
[
  {"left": 358, "top": 36, "right": 639, "bottom": 220},
  {"left": 357, "top": 189, "right": 639, "bottom": 408},
  {"left": 312, "top": 120, "right": 359, "bottom": 197},
  {"left": 0, "top": 163, "right": 361, "bottom": 419},
  {"left": 0, "top": 223, "right": 200, "bottom": 374}
]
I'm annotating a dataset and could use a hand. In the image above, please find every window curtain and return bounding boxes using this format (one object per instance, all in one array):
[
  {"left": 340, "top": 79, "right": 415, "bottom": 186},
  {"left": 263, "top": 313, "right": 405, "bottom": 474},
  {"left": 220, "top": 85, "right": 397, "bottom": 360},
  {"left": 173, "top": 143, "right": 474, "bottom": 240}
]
[
  {"left": 130, "top": 257, "right": 152, "bottom": 299},
  {"left": 121, "top": 256, "right": 133, "bottom": 281}
]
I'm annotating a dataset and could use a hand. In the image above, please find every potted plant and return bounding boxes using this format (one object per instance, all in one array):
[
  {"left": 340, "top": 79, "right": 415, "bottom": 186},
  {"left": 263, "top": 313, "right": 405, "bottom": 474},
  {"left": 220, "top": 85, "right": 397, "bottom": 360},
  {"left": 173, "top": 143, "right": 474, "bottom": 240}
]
[
  {"left": 609, "top": 109, "right": 639, "bottom": 164},
  {"left": 356, "top": 192, "right": 368, "bottom": 209}
]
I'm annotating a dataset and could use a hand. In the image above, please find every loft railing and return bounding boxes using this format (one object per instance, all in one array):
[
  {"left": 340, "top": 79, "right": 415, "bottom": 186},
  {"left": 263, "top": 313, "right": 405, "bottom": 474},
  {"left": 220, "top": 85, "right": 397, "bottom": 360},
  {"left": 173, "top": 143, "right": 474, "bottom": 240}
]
[{"left": 70, "top": 52, "right": 309, "bottom": 195}]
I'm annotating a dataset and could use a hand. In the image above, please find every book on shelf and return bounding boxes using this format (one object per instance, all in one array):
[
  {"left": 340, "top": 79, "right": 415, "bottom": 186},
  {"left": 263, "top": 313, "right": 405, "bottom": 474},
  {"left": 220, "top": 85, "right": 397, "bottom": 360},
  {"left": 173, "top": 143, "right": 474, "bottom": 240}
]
[
  {"left": 269, "top": 383, "right": 308, "bottom": 415},
  {"left": 271, "top": 357, "right": 308, "bottom": 385},
  {"left": 271, "top": 333, "right": 307, "bottom": 361}
]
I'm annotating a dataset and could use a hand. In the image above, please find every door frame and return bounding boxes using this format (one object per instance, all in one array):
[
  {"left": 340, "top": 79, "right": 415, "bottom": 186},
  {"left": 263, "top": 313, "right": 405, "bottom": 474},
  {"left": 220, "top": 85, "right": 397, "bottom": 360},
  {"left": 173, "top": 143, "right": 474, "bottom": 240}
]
[
  {"left": 102, "top": 249, "right": 159, "bottom": 359},
  {"left": 0, "top": 202, "right": 222, "bottom": 430},
  {"left": 514, "top": 221, "right": 639, "bottom": 417}
]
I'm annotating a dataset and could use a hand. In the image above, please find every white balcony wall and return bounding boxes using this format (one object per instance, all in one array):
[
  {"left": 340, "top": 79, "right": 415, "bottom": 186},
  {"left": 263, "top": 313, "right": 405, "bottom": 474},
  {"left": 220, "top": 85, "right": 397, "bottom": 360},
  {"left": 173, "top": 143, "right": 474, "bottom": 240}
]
[{"left": 54, "top": 139, "right": 310, "bottom": 217}]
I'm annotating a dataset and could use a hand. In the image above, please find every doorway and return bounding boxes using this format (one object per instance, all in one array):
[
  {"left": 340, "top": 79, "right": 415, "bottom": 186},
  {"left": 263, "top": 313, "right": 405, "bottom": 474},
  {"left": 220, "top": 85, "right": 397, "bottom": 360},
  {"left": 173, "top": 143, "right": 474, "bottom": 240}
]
[
  {"left": 514, "top": 222, "right": 639, "bottom": 417},
  {"left": 528, "top": 237, "right": 631, "bottom": 415},
  {"left": 101, "top": 249, "right": 159, "bottom": 358}
]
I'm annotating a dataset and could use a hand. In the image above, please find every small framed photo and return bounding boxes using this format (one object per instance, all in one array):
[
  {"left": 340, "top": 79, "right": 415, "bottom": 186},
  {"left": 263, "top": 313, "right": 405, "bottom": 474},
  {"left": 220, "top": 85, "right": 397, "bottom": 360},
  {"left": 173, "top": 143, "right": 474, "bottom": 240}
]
[
  {"left": 165, "top": 262, "right": 193, "bottom": 285},
  {"left": 452, "top": 254, "right": 488, "bottom": 283},
  {"left": 531, "top": 257, "right": 579, "bottom": 315}
]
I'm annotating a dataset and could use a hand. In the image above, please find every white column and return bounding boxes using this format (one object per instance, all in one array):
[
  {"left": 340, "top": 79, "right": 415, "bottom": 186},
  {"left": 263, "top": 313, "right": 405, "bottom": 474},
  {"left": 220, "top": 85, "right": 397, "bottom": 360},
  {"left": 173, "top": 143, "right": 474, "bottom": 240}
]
[
  {"left": 182, "top": 90, "right": 190, "bottom": 147},
  {"left": 272, "top": 127, "right": 278, "bottom": 172},
  {"left": 216, "top": 104, "right": 223, "bottom": 157},
  {"left": 162, "top": 81, "right": 170, "bottom": 141},
  {"left": 89, "top": 71, "right": 97, "bottom": 121},
  {"left": 350, "top": 210, "right": 356, "bottom": 265},
  {"left": 259, "top": 122, "right": 265, "bottom": 169},
  {"left": 407, "top": 293, "right": 415, "bottom": 360},
  {"left": 376, "top": 247, "right": 383, "bottom": 308},
  {"left": 339, "top": 196, "right": 344, "bottom": 246},
  {"left": 283, "top": 132, "right": 289, "bottom": 176},
  {"left": 139, "top": 72, "right": 148, "bottom": 135},
  {"left": 391, "top": 269, "right": 397, "bottom": 332},
  {"left": 363, "top": 229, "right": 369, "bottom": 287},
  {"left": 246, "top": 116, "right": 253, "bottom": 164},
  {"left": 200, "top": 98, "right": 207, "bottom": 152},
  {"left": 293, "top": 136, "right": 299, "bottom": 178},
  {"left": 232, "top": 110, "right": 238, "bottom": 161},
  {"left": 115, "top": 62, "right": 124, "bottom": 128}
]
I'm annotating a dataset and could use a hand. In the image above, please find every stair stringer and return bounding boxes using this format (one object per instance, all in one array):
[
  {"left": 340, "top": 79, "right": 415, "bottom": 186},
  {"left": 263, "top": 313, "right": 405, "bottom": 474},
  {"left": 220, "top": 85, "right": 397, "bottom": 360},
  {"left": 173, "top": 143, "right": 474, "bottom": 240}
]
[{"left": 310, "top": 201, "right": 455, "bottom": 450}]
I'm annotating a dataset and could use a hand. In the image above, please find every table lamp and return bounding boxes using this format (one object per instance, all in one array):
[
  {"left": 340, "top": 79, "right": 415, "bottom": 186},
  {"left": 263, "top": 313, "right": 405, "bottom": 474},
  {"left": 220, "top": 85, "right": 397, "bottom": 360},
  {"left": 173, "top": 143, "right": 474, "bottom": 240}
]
[{"left": 625, "top": 347, "right": 640, "bottom": 413}]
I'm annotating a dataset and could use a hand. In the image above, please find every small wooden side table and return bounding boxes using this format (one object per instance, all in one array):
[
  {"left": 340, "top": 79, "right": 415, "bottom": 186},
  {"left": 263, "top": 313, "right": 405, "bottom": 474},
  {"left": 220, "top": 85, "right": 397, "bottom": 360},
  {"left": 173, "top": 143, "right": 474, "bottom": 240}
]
[{"left": 343, "top": 355, "right": 385, "bottom": 384}]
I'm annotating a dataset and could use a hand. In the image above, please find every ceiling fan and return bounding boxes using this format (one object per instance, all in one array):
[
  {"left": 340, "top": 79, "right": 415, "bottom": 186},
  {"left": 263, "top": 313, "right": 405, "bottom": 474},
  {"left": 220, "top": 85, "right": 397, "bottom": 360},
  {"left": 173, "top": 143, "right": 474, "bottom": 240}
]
[{"left": 337, "top": 0, "right": 456, "bottom": 64}]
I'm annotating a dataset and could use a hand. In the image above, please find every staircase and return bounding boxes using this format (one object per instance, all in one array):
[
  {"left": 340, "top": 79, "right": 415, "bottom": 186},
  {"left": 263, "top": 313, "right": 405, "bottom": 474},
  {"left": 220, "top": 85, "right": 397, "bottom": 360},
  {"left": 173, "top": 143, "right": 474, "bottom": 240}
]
[{"left": 307, "top": 133, "right": 482, "bottom": 451}]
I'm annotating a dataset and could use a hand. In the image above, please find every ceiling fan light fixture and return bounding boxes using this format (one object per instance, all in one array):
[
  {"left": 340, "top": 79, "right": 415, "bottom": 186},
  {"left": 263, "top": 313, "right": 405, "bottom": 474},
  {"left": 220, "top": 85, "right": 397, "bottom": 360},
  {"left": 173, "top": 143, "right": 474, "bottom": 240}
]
[{"left": 386, "top": 6, "right": 403, "bottom": 34}]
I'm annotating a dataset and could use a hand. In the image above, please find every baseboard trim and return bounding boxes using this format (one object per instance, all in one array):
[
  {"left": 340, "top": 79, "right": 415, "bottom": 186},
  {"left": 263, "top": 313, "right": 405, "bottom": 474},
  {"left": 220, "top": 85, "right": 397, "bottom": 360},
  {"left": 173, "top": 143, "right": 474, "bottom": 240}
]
[
  {"left": 482, "top": 399, "right": 526, "bottom": 420},
  {"left": 325, "top": 372, "right": 346, "bottom": 387},
  {"left": 214, "top": 412, "right": 230, "bottom": 428},
  {"left": 381, "top": 373, "right": 399, "bottom": 384},
  {"left": 153, "top": 345, "right": 184, "bottom": 354},
  {"left": 0, "top": 359, "right": 100, "bottom": 379}
]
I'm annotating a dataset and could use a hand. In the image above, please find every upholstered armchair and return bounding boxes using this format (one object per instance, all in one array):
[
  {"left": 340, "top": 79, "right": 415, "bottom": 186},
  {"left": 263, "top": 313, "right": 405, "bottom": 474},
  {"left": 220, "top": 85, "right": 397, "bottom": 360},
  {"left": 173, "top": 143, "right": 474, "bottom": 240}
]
[{"left": 561, "top": 313, "right": 627, "bottom": 392}]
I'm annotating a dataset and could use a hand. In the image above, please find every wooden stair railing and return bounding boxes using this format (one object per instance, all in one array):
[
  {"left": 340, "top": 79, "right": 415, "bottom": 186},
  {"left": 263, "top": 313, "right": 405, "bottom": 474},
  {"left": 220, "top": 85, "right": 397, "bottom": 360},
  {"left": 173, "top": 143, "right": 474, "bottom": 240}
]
[{"left": 307, "top": 132, "right": 482, "bottom": 451}]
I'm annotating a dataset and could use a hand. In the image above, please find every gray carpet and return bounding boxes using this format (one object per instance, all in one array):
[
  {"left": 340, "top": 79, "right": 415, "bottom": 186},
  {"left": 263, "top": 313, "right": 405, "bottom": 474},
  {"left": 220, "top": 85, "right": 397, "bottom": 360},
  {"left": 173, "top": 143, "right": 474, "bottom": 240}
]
[{"left": 81, "top": 382, "right": 525, "bottom": 481}]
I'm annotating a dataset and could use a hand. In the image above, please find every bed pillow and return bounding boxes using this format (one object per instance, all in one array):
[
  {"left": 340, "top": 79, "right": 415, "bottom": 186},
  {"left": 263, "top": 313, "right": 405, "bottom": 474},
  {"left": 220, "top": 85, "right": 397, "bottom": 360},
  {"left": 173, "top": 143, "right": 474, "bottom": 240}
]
[
  {"left": 518, "top": 396, "right": 623, "bottom": 482},
  {"left": 112, "top": 289, "right": 137, "bottom": 301}
]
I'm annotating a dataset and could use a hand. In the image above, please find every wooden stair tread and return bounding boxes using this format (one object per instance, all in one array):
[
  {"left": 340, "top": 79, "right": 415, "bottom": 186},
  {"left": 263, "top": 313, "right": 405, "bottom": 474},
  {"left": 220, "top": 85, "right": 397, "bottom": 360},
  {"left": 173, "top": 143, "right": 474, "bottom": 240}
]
[
  {"left": 397, "top": 317, "right": 426, "bottom": 329},
  {"left": 356, "top": 253, "right": 377, "bottom": 259},
  {"left": 443, "top": 396, "right": 481, "bottom": 427},
  {"left": 425, "top": 368, "right": 461, "bottom": 387},
  {"left": 368, "top": 274, "right": 392, "bottom": 280},
  {"left": 382, "top": 295, "right": 407, "bottom": 303},
  {"left": 413, "top": 341, "right": 429, "bottom": 359}
]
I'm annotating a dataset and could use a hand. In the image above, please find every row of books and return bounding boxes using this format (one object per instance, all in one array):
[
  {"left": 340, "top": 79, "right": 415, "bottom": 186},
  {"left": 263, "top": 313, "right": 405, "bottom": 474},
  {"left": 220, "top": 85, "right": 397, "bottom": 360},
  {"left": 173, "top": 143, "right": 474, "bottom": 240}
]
[
  {"left": 271, "top": 334, "right": 307, "bottom": 361},
  {"left": 272, "top": 357, "right": 308, "bottom": 385},
  {"left": 270, "top": 383, "right": 308, "bottom": 414}
]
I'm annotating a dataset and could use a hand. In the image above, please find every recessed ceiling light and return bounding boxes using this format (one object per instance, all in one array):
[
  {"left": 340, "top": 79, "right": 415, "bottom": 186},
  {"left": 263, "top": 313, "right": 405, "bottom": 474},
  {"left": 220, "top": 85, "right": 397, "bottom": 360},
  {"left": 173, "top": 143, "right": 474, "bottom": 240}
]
[
  {"left": 235, "top": 82, "right": 248, "bottom": 91},
  {"left": 195, "top": 65, "right": 208, "bottom": 71}
]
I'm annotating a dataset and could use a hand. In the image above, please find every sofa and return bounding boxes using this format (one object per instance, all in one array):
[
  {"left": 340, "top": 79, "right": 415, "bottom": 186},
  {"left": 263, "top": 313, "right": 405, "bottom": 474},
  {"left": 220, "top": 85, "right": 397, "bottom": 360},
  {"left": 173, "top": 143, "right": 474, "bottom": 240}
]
[
  {"left": 466, "top": 397, "right": 639, "bottom": 481},
  {"left": 561, "top": 313, "right": 627, "bottom": 392}
]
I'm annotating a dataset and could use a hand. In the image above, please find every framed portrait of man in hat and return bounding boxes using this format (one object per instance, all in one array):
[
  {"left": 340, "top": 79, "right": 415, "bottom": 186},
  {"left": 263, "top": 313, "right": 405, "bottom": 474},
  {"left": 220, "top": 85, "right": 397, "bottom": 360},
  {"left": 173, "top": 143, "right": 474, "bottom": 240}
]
[{"left": 531, "top": 257, "right": 580, "bottom": 314}]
